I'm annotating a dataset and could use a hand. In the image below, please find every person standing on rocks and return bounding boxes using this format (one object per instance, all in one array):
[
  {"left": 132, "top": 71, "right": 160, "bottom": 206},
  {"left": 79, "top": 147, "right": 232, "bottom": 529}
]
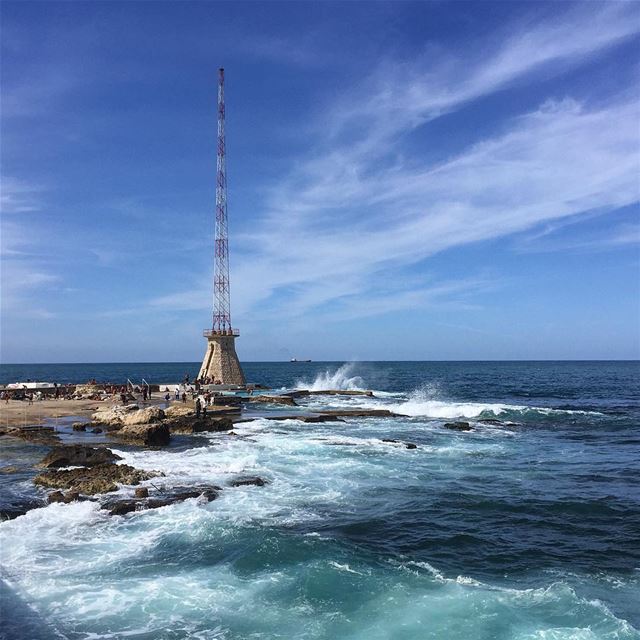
[
  {"left": 195, "top": 397, "right": 202, "bottom": 418},
  {"left": 181, "top": 392, "right": 187, "bottom": 404}
]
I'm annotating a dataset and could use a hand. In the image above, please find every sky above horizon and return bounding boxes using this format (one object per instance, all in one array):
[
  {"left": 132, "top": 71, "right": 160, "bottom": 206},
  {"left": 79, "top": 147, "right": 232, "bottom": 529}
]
[{"left": 1, "top": 1, "right": 639, "bottom": 363}]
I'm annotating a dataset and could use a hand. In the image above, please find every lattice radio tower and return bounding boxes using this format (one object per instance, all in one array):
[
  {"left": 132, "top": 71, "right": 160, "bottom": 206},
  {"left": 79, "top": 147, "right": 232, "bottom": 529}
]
[
  {"left": 213, "top": 67, "right": 232, "bottom": 332},
  {"left": 198, "top": 68, "right": 245, "bottom": 385}
]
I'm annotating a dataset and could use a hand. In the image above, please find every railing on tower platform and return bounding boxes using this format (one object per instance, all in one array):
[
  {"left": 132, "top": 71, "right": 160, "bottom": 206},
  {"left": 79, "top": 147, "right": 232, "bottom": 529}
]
[{"left": 203, "top": 328, "right": 240, "bottom": 337}]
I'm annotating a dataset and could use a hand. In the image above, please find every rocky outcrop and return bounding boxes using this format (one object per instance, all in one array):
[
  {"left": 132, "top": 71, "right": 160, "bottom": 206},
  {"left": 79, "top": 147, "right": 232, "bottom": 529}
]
[
  {"left": 111, "top": 422, "right": 170, "bottom": 446},
  {"left": 259, "top": 414, "right": 346, "bottom": 423},
  {"left": 121, "top": 407, "right": 165, "bottom": 426},
  {"left": 38, "top": 445, "right": 122, "bottom": 469},
  {"left": 104, "top": 485, "right": 219, "bottom": 516},
  {"left": 166, "top": 415, "right": 234, "bottom": 434},
  {"left": 47, "top": 490, "right": 82, "bottom": 504},
  {"left": 381, "top": 438, "right": 418, "bottom": 449},
  {"left": 283, "top": 389, "right": 375, "bottom": 398},
  {"left": 248, "top": 395, "right": 298, "bottom": 407},
  {"left": 229, "top": 476, "right": 268, "bottom": 487},
  {"left": 92, "top": 405, "right": 162, "bottom": 428},
  {"left": 34, "top": 463, "right": 157, "bottom": 495},
  {"left": 320, "top": 409, "right": 406, "bottom": 418},
  {"left": 443, "top": 421, "right": 473, "bottom": 431},
  {"left": 4, "top": 426, "right": 61, "bottom": 445},
  {"left": 0, "top": 498, "right": 46, "bottom": 521}
]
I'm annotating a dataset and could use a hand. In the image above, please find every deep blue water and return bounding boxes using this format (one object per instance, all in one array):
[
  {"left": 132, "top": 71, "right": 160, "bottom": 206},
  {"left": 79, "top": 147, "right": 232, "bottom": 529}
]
[{"left": 1, "top": 361, "right": 639, "bottom": 639}]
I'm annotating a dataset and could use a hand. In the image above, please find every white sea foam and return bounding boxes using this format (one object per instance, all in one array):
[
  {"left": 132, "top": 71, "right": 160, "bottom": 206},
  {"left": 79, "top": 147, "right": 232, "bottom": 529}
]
[{"left": 295, "top": 362, "right": 365, "bottom": 391}]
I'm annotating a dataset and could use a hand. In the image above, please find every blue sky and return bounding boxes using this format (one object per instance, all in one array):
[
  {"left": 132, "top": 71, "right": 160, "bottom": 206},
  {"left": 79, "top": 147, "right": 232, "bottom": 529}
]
[{"left": 1, "top": 1, "right": 639, "bottom": 363}]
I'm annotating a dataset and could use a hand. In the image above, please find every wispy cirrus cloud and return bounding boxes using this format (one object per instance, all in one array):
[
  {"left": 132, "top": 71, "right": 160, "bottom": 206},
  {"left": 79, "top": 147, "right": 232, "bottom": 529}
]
[{"left": 149, "top": 2, "right": 639, "bottom": 327}]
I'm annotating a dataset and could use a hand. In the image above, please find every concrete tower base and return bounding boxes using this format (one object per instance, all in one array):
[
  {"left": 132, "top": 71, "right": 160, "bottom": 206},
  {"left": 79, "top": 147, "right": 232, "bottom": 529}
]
[{"left": 198, "top": 331, "right": 245, "bottom": 385}]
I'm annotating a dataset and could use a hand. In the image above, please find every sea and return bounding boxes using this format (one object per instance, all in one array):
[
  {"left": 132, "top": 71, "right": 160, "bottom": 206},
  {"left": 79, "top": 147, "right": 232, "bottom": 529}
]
[{"left": 0, "top": 360, "right": 638, "bottom": 640}]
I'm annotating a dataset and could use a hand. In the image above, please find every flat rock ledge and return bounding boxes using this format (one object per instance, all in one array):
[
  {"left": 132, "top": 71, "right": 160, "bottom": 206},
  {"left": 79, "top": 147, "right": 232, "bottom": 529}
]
[
  {"left": 248, "top": 395, "right": 298, "bottom": 407},
  {"left": 283, "top": 389, "right": 375, "bottom": 398},
  {"left": 165, "top": 415, "right": 234, "bottom": 434},
  {"left": 34, "top": 463, "right": 158, "bottom": 495},
  {"left": 38, "top": 445, "right": 122, "bottom": 469},
  {"left": 1, "top": 425, "right": 61, "bottom": 445},
  {"left": 110, "top": 422, "right": 171, "bottom": 446}
]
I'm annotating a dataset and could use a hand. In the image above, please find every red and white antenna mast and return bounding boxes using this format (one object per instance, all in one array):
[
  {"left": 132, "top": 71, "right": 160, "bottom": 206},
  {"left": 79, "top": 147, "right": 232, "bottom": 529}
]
[{"left": 212, "top": 67, "right": 233, "bottom": 334}]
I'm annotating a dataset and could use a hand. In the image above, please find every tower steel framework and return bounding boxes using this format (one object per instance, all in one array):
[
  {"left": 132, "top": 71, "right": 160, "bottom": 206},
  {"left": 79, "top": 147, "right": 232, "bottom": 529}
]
[{"left": 211, "top": 67, "right": 233, "bottom": 334}]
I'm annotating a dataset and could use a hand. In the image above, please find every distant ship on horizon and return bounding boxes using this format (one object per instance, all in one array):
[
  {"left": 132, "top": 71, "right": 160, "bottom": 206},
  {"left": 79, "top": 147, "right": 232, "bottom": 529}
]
[{"left": 290, "top": 358, "right": 312, "bottom": 363}]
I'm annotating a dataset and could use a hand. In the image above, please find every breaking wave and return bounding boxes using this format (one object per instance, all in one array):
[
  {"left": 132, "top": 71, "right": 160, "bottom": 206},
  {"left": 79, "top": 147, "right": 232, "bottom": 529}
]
[{"left": 295, "top": 362, "right": 365, "bottom": 391}]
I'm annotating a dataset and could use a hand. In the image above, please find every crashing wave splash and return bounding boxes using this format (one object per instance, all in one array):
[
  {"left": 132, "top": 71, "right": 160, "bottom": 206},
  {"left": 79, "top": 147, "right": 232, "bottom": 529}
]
[{"left": 295, "top": 362, "right": 365, "bottom": 391}]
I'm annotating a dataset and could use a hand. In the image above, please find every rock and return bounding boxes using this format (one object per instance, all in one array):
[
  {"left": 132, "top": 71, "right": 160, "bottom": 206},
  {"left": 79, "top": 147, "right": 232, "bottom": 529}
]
[
  {"left": 381, "top": 438, "right": 417, "bottom": 449},
  {"left": 92, "top": 407, "right": 125, "bottom": 426},
  {"left": 34, "top": 463, "right": 157, "bottom": 495},
  {"left": 319, "top": 409, "right": 406, "bottom": 418},
  {"left": 111, "top": 422, "right": 170, "bottom": 446},
  {"left": 91, "top": 427, "right": 103, "bottom": 434},
  {"left": 134, "top": 487, "right": 149, "bottom": 498},
  {"left": 6, "top": 426, "right": 60, "bottom": 445},
  {"left": 478, "top": 419, "right": 503, "bottom": 425},
  {"left": 108, "top": 500, "right": 139, "bottom": 516},
  {"left": 229, "top": 476, "right": 268, "bottom": 487},
  {"left": 260, "top": 414, "right": 346, "bottom": 423},
  {"left": 167, "top": 415, "right": 233, "bottom": 434},
  {"left": 164, "top": 405, "right": 194, "bottom": 419},
  {"left": 72, "top": 422, "right": 88, "bottom": 431},
  {"left": 121, "top": 407, "right": 165, "bottom": 426},
  {"left": 248, "top": 395, "right": 298, "bottom": 407},
  {"left": 38, "top": 445, "right": 122, "bottom": 469},
  {"left": 0, "top": 466, "right": 22, "bottom": 474},
  {"left": 105, "top": 486, "right": 219, "bottom": 516},
  {"left": 48, "top": 490, "right": 81, "bottom": 504},
  {"left": 443, "top": 421, "right": 473, "bottom": 431},
  {"left": 0, "top": 498, "right": 46, "bottom": 520}
]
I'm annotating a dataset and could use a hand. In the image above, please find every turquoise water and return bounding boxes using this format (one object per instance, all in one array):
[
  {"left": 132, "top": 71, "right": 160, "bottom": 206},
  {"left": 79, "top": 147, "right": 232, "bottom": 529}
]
[{"left": 1, "top": 361, "right": 639, "bottom": 639}]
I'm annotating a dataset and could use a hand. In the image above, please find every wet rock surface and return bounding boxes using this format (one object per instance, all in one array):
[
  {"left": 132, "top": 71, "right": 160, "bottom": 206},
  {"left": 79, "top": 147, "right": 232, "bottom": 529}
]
[
  {"left": 0, "top": 497, "right": 46, "bottom": 521},
  {"left": 248, "top": 395, "right": 298, "bottom": 407},
  {"left": 104, "top": 485, "right": 220, "bottom": 516},
  {"left": 34, "top": 463, "right": 157, "bottom": 495},
  {"left": 110, "top": 422, "right": 171, "bottom": 446},
  {"left": 165, "top": 415, "right": 233, "bottom": 434},
  {"left": 3, "top": 426, "right": 61, "bottom": 445},
  {"left": 38, "top": 445, "right": 122, "bottom": 469},
  {"left": 229, "top": 476, "right": 268, "bottom": 487},
  {"left": 443, "top": 421, "right": 473, "bottom": 431}
]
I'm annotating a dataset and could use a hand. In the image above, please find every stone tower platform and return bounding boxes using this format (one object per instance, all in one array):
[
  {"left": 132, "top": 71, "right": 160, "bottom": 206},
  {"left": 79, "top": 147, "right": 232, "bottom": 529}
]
[{"left": 198, "top": 330, "right": 245, "bottom": 385}]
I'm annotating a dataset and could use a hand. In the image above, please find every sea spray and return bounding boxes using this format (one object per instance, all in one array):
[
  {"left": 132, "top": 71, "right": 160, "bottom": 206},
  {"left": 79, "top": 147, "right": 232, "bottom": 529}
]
[{"left": 295, "top": 362, "right": 366, "bottom": 391}]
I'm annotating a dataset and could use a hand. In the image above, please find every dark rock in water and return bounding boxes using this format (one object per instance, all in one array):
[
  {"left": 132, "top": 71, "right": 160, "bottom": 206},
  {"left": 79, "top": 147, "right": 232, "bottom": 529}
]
[
  {"left": 0, "top": 498, "right": 46, "bottom": 520},
  {"left": 34, "top": 463, "right": 158, "bottom": 495},
  {"left": 48, "top": 491, "right": 66, "bottom": 504},
  {"left": 72, "top": 422, "right": 88, "bottom": 431},
  {"left": 38, "top": 445, "right": 121, "bottom": 469},
  {"left": 47, "top": 490, "right": 81, "bottom": 504},
  {"left": 111, "top": 422, "right": 171, "bottom": 446},
  {"left": 134, "top": 487, "right": 149, "bottom": 498},
  {"left": 105, "top": 485, "right": 219, "bottom": 516},
  {"left": 108, "top": 500, "right": 139, "bottom": 516},
  {"left": 260, "top": 414, "right": 345, "bottom": 423},
  {"left": 248, "top": 394, "right": 298, "bottom": 406},
  {"left": 320, "top": 409, "right": 406, "bottom": 418},
  {"left": 229, "top": 476, "right": 268, "bottom": 487},
  {"left": 5, "top": 426, "right": 60, "bottom": 445},
  {"left": 443, "top": 421, "right": 473, "bottom": 431},
  {"left": 91, "top": 427, "right": 103, "bottom": 434},
  {"left": 381, "top": 438, "right": 418, "bottom": 449},
  {"left": 478, "top": 419, "right": 503, "bottom": 425}
]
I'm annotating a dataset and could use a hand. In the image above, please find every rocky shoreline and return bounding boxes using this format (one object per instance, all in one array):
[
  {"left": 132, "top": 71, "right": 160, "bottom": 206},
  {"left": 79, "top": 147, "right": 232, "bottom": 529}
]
[{"left": 0, "top": 387, "right": 516, "bottom": 521}]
